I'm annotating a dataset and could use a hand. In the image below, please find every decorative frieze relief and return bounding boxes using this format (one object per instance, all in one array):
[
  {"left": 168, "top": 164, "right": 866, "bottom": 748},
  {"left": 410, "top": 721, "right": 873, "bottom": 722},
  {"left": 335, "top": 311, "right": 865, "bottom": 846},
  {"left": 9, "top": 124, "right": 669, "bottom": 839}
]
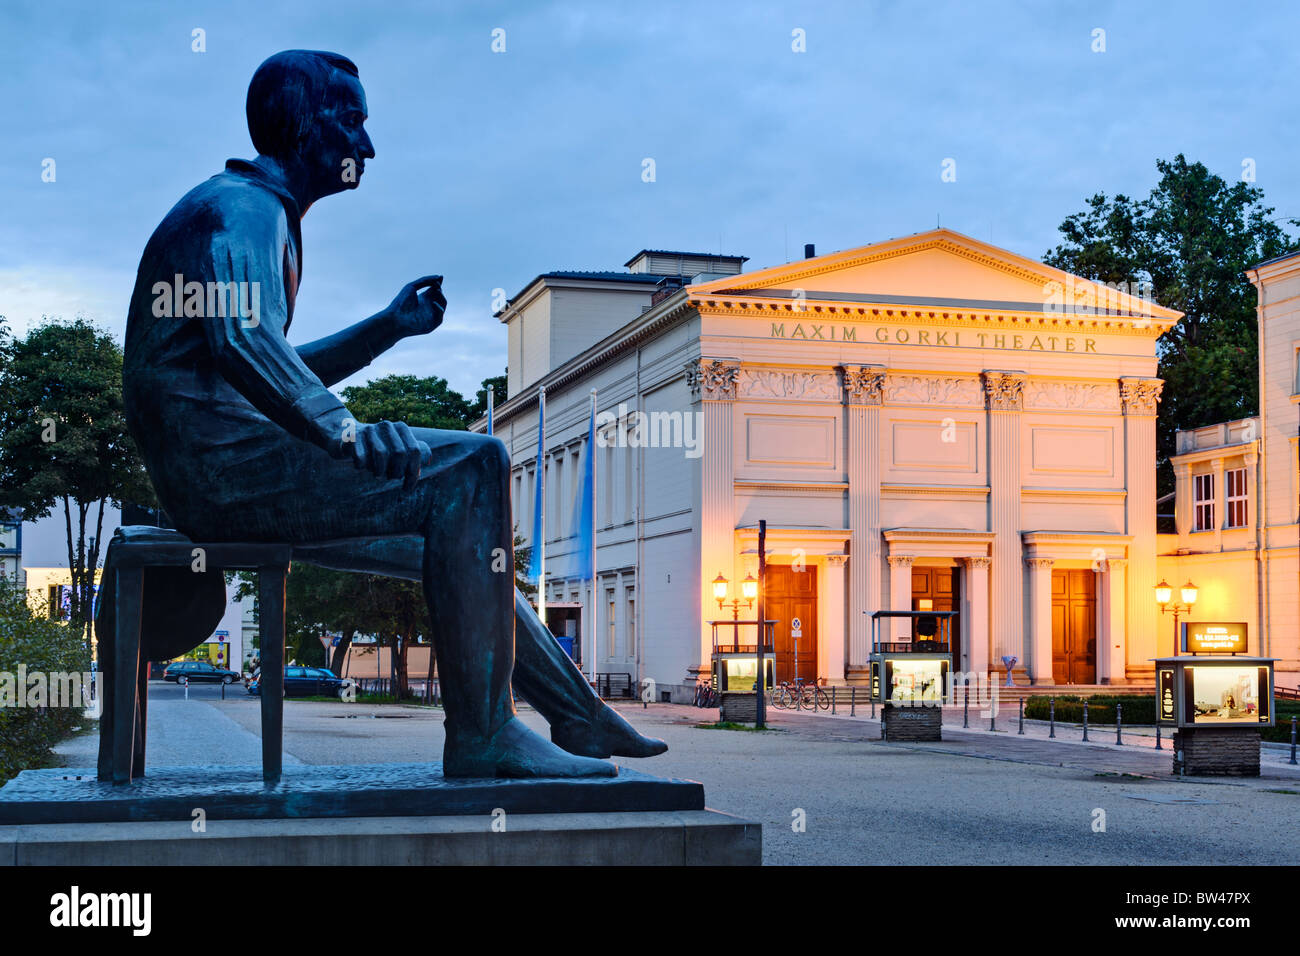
[
  {"left": 739, "top": 368, "right": 840, "bottom": 401},
  {"left": 1024, "top": 381, "right": 1120, "bottom": 411},
  {"left": 685, "top": 358, "right": 741, "bottom": 401},
  {"left": 981, "top": 370, "right": 1026, "bottom": 411},
  {"left": 883, "top": 374, "right": 983, "bottom": 407},
  {"left": 1119, "top": 377, "right": 1164, "bottom": 416},
  {"left": 838, "top": 364, "right": 886, "bottom": 405}
]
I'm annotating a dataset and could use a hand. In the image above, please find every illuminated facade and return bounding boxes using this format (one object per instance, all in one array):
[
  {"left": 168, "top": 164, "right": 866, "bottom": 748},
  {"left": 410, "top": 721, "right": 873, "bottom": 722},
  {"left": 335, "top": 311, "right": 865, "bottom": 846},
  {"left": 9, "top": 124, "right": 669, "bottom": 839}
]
[
  {"left": 482, "top": 231, "right": 1180, "bottom": 700},
  {"left": 1157, "top": 250, "right": 1300, "bottom": 684}
]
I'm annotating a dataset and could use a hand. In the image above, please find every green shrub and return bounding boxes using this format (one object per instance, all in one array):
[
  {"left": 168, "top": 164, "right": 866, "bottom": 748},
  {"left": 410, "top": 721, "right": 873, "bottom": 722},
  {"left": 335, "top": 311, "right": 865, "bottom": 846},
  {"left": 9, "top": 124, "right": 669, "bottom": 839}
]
[
  {"left": 1024, "top": 694, "right": 1156, "bottom": 725},
  {"left": 1026, "top": 695, "right": 1300, "bottom": 740},
  {"left": 0, "top": 579, "right": 92, "bottom": 784}
]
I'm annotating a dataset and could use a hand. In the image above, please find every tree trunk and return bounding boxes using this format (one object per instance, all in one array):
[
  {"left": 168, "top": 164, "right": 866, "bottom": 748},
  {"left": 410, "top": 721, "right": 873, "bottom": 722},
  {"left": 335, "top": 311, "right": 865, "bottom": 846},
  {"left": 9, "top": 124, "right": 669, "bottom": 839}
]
[
  {"left": 329, "top": 629, "right": 355, "bottom": 677},
  {"left": 425, "top": 636, "right": 438, "bottom": 706}
]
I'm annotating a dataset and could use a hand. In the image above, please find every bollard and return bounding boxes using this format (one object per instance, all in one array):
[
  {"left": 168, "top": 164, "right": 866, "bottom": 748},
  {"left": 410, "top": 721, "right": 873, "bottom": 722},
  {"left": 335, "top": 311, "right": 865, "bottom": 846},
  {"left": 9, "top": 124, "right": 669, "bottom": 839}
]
[
  {"left": 221, "top": 680, "right": 226, "bottom": 701},
  {"left": 832, "top": 687, "right": 836, "bottom": 715},
  {"left": 1082, "top": 699, "right": 1089, "bottom": 742},
  {"left": 1116, "top": 702, "right": 1123, "bottom": 745},
  {"left": 963, "top": 680, "right": 969, "bottom": 729},
  {"left": 1048, "top": 697, "right": 1055, "bottom": 738},
  {"left": 870, "top": 692, "right": 876, "bottom": 720},
  {"left": 1290, "top": 716, "right": 1297, "bottom": 766},
  {"left": 183, "top": 676, "right": 189, "bottom": 701},
  {"left": 1018, "top": 697, "right": 1024, "bottom": 735},
  {"left": 1155, "top": 722, "right": 1162, "bottom": 750},
  {"left": 989, "top": 697, "right": 996, "bottom": 732},
  {"left": 851, "top": 686, "right": 856, "bottom": 717}
]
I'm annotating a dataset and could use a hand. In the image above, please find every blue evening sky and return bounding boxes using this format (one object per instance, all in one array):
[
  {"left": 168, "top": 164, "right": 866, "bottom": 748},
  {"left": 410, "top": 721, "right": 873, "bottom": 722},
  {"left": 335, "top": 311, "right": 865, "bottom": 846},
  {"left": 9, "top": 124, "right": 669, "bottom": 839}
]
[{"left": 1, "top": 0, "right": 1296, "bottom": 399}]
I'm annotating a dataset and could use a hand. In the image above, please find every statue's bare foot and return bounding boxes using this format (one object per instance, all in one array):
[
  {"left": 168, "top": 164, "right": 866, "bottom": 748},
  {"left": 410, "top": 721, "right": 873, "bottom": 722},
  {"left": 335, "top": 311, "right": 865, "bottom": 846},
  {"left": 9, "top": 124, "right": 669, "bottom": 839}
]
[
  {"left": 444, "top": 717, "right": 618, "bottom": 778},
  {"left": 551, "top": 702, "right": 669, "bottom": 759}
]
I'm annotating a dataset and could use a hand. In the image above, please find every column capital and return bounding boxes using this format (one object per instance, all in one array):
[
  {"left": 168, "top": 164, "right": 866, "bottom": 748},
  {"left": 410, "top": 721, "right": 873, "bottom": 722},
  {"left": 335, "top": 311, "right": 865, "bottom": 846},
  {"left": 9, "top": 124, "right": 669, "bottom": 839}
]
[
  {"left": 1024, "top": 557, "right": 1055, "bottom": 570},
  {"left": 826, "top": 554, "right": 848, "bottom": 567},
  {"left": 685, "top": 358, "right": 741, "bottom": 401},
  {"left": 981, "top": 370, "right": 1026, "bottom": 411},
  {"left": 838, "top": 364, "right": 887, "bottom": 406},
  {"left": 963, "top": 555, "right": 992, "bottom": 570},
  {"left": 886, "top": 554, "right": 915, "bottom": 569},
  {"left": 1119, "top": 376, "right": 1163, "bottom": 416},
  {"left": 1103, "top": 557, "right": 1128, "bottom": 572}
]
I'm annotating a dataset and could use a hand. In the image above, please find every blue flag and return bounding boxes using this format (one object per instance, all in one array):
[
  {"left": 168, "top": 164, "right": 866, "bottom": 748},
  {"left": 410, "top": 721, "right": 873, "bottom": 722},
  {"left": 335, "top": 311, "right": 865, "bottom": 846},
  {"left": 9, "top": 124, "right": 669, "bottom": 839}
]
[
  {"left": 572, "top": 397, "right": 596, "bottom": 580},
  {"left": 527, "top": 391, "right": 545, "bottom": 582}
]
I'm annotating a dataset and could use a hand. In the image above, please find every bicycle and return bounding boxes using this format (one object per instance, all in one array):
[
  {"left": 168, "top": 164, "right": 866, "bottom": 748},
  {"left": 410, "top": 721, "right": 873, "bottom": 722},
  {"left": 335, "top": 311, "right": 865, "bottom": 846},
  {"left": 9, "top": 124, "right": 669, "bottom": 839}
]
[
  {"left": 773, "top": 677, "right": 830, "bottom": 711},
  {"left": 694, "top": 677, "right": 719, "bottom": 708}
]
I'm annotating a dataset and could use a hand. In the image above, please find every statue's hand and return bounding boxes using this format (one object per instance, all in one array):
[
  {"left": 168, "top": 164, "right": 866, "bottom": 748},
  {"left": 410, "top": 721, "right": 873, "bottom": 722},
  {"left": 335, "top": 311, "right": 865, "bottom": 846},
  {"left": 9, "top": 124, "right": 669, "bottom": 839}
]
[
  {"left": 351, "top": 420, "right": 433, "bottom": 491},
  {"left": 385, "top": 275, "right": 446, "bottom": 337}
]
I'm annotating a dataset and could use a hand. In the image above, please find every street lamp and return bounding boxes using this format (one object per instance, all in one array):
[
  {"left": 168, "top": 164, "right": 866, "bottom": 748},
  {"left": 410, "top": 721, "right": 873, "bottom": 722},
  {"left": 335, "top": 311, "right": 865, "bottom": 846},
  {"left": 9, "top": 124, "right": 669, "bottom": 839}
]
[
  {"left": 713, "top": 571, "right": 757, "bottom": 621},
  {"left": 1156, "top": 579, "right": 1198, "bottom": 656}
]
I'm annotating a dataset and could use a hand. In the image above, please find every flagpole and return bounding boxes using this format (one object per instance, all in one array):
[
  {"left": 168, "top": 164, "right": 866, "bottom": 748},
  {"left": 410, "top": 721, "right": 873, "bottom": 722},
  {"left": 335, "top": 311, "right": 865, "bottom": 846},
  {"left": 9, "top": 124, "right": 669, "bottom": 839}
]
[
  {"left": 589, "top": 388, "right": 598, "bottom": 687},
  {"left": 486, "top": 384, "right": 494, "bottom": 436},
  {"left": 537, "top": 386, "right": 546, "bottom": 628}
]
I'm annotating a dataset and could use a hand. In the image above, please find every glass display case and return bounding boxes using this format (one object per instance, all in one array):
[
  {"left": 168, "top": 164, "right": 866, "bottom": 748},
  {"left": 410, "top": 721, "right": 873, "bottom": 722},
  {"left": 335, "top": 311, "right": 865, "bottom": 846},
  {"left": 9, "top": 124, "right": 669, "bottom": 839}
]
[{"left": 1154, "top": 656, "right": 1275, "bottom": 729}]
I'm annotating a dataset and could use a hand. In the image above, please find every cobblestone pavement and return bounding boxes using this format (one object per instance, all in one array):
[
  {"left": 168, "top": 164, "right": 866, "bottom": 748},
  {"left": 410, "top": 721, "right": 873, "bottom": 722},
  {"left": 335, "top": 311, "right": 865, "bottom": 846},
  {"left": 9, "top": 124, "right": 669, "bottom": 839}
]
[{"left": 55, "top": 684, "right": 1300, "bottom": 865}]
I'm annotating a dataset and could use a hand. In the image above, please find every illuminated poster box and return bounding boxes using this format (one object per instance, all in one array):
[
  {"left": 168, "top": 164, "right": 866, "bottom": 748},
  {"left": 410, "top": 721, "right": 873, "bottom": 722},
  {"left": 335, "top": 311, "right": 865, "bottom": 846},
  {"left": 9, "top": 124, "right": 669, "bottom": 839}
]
[
  {"left": 1154, "top": 656, "right": 1274, "bottom": 729},
  {"left": 1181, "top": 621, "right": 1248, "bottom": 655},
  {"left": 868, "top": 609, "right": 955, "bottom": 706}
]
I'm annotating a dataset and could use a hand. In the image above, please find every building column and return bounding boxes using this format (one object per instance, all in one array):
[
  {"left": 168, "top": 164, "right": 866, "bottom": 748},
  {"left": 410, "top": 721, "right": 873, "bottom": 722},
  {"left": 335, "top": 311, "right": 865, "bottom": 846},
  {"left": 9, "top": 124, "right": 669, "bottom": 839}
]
[
  {"left": 840, "top": 365, "right": 886, "bottom": 669},
  {"left": 982, "top": 371, "right": 1026, "bottom": 667},
  {"left": 886, "top": 554, "right": 914, "bottom": 644},
  {"left": 1025, "top": 558, "right": 1055, "bottom": 685},
  {"left": 688, "top": 357, "right": 741, "bottom": 677},
  {"left": 1120, "top": 377, "right": 1163, "bottom": 681},
  {"left": 1243, "top": 449, "right": 1259, "bottom": 549},
  {"left": 1101, "top": 558, "right": 1127, "bottom": 685},
  {"left": 1173, "top": 459, "right": 1192, "bottom": 548},
  {"left": 824, "top": 555, "right": 848, "bottom": 682},
  {"left": 962, "top": 556, "right": 991, "bottom": 680}
]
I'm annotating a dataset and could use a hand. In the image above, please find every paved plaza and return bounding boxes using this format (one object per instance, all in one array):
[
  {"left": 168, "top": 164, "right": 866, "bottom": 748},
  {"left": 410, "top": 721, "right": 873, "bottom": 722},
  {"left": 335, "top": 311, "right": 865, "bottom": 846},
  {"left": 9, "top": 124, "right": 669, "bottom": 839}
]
[{"left": 55, "top": 682, "right": 1300, "bottom": 865}]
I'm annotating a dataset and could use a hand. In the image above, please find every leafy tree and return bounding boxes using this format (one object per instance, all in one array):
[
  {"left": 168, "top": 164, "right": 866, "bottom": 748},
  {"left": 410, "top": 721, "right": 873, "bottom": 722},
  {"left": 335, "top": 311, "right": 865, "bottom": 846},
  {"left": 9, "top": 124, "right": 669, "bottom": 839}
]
[
  {"left": 0, "top": 318, "right": 154, "bottom": 645},
  {"left": 1043, "top": 155, "right": 1300, "bottom": 495},
  {"left": 341, "top": 374, "right": 475, "bottom": 430}
]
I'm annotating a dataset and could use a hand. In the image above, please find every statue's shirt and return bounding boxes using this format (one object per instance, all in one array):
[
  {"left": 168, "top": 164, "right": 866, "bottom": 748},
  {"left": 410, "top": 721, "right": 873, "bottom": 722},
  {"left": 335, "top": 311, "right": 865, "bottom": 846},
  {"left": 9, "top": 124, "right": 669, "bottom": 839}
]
[{"left": 124, "top": 160, "right": 348, "bottom": 528}]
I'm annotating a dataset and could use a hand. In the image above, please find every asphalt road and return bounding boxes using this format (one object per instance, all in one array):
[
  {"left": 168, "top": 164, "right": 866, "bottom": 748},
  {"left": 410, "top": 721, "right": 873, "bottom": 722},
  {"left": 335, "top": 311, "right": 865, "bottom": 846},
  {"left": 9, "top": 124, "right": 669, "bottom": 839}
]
[{"left": 53, "top": 684, "right": 1300, "bottom": 865}]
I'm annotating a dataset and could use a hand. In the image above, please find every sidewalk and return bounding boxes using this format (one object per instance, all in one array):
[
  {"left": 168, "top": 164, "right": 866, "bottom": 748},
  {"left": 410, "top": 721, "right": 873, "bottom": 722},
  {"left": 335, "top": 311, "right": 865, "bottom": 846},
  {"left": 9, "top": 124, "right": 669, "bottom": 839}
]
[{"left": 766, "top": 701, "right": 1300, "bottom": 787}]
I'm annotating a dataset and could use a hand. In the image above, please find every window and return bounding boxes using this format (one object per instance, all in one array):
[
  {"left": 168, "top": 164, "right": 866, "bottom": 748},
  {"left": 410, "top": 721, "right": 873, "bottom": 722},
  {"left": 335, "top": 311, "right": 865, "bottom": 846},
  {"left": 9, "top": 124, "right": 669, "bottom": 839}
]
[
  {"left": 606, "top": 591, "right": 616, "bottom": 659},
  {"left": 1193, "top": 473, "right": 1215, "bottom": 532},
  {"left": 1226, "top": 467, "right": 1248, "bottom": 528},
  {"left": 626, "top": 590, "right": 636, "bottom": 660}
]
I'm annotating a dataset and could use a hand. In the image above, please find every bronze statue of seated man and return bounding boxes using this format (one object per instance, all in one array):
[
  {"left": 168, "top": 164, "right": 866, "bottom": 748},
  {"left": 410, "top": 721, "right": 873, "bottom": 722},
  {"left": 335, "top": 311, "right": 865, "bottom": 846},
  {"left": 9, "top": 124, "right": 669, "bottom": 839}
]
[{"left": 120, "top": 49, "right": 665, "bottom": 778}]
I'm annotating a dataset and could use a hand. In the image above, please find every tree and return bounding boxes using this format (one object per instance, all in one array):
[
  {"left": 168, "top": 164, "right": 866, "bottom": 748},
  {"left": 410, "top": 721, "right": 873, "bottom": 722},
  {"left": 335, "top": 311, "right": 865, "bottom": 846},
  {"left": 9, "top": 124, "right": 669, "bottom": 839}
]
[
  {"left": 340, "top": 374, "right": 476, "bottom": 430},
  {"left": 1044, "top": 155, "right": 1300, "bottom": 495},
  {"left": 0, "top": 318, "right": 154, "bottom": 645}
]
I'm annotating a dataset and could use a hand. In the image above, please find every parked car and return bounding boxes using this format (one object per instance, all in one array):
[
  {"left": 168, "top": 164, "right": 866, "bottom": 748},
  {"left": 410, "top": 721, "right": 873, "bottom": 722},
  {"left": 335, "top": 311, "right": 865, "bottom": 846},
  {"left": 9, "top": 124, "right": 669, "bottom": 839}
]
[
  {"left": 248, "top": 666, "right": 352, "bottom": 699},
  {"left": 163, "top": 660, "right": 242, "bottom": 684}
]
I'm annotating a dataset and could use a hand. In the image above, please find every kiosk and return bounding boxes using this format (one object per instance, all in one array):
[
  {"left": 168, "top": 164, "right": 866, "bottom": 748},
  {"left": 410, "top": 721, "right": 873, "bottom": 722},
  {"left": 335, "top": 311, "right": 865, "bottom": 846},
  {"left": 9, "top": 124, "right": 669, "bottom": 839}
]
[
  {"left": 1155, "top": 645, "right": 1274, "bottom": 776},
  {"left": 869, "top": 610, "right": 955, "bottom": 742},
  {"left": 708, "top": 618, "right": 777, "bottom": 724}
]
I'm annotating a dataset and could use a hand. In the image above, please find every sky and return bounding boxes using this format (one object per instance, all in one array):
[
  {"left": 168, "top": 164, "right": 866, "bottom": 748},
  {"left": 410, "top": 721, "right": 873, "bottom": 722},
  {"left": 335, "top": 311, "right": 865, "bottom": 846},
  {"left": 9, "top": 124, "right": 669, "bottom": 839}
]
[{"left": 2, "top": 0, "right": 1297, "bottom": 400}]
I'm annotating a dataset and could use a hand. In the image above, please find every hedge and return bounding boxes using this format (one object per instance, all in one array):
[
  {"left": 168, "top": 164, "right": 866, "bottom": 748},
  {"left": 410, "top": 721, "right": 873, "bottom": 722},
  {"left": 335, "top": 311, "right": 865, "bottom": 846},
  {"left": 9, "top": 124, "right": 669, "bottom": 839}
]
[
  {"left": 1025, "top": 693, "right": 1300, "bottom": 741},
  {"left": 0, "top": 579, "right": 92, "bottom": 785}
]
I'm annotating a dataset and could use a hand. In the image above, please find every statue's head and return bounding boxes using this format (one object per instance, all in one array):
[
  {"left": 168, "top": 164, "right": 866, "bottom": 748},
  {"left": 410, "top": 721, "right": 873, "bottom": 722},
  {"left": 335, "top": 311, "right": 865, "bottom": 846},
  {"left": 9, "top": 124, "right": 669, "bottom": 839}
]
[{"left": 246, "top": 50, "right": 374, "bottom": 202}]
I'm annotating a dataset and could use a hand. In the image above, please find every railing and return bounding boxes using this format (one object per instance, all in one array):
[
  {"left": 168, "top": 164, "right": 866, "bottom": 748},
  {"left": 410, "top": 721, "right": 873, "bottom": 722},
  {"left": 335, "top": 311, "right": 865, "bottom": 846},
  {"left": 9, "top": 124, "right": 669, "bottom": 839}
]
[
  {"left": 591, "top": 672, "right": 635, "bottom": 699},
  {"left": 352, "top": 677, "right": 442, "bottom": 705},
  {"left": 1276, "top": 685, "right": 1300, "bottom": 701}
]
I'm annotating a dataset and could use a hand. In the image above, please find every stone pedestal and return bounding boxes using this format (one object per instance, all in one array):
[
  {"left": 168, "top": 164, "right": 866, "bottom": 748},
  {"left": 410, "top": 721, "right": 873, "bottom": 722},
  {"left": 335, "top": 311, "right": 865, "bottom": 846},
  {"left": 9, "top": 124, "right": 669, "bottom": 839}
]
[
  {"left": 0, "top": 810, "right": 761, "bottom": 866},
  {"left": 881, "top": 704, "right": 942, "bottom": 742},
  {"left": 720, "top": 692, "right": 757, "bottom": 724},
  {"left": 1172, "top": 728, "right": 1261, "bottom": 777}
]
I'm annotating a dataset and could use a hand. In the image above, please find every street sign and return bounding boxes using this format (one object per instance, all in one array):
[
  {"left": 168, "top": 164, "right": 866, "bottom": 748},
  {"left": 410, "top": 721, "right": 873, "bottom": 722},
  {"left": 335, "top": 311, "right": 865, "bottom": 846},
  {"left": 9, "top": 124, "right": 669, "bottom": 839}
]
[{"left": 791, "top": 616, "right": 802, "bottom": 638}]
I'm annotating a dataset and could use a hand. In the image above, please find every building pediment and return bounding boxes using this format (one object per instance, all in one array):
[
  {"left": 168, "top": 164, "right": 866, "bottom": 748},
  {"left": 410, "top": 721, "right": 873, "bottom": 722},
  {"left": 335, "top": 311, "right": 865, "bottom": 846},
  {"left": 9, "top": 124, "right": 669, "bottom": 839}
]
[{"left": 688, "top": 228, "right": 1182, "bottom": 329}]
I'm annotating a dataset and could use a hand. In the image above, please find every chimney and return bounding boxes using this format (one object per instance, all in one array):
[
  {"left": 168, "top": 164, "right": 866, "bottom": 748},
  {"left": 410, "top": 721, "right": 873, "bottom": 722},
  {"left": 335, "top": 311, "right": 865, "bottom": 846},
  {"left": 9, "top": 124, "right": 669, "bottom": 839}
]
[{"left": 804, "top": 243, "right": 816, "bottom": 259}]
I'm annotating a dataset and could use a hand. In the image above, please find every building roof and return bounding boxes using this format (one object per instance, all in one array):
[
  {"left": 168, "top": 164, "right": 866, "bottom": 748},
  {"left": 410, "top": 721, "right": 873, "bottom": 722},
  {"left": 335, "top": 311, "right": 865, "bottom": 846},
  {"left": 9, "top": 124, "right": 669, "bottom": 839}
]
[
  {"left": 1248, "top": 247, "right": 1300, "bottom": 272},
  {"left": 622, "top": 249, "right": 749, "bottom": 268}
]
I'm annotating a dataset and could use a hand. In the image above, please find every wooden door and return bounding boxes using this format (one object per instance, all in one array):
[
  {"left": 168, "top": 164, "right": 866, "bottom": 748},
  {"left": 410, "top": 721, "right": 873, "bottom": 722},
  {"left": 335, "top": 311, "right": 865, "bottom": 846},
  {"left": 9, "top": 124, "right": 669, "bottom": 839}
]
[
  {"left": 911, "top": 567, "right": 961, "bottom": 666},
  {"left": 1051, "top": 570, "right": 1096, "bottom": 684},
  {"left": 766, "top": 565, "right": 818, "bottom": 685}
]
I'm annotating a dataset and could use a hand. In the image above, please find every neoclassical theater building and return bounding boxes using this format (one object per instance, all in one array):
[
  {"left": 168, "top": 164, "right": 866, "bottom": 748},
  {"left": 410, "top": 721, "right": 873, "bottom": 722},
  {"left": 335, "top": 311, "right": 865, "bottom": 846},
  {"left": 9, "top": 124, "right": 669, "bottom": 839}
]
[{"left": 478, "top": 230, "right": 1183, "bottom": 701}]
